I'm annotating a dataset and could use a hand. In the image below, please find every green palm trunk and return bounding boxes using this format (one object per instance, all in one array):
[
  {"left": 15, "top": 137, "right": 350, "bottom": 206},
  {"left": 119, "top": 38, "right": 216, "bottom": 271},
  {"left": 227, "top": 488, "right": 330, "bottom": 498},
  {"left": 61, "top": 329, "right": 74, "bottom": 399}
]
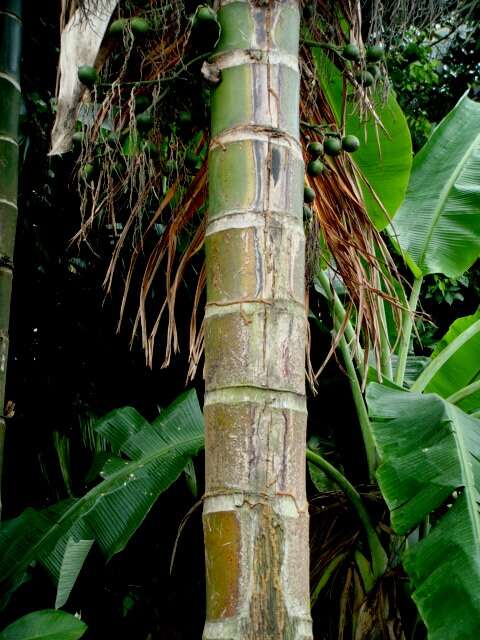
[
  {"left": 0, "top": 0, "right": 22, "bottom": 515},
  {"left": 203, "top": 1, "right": 312, "bottom": 637}
]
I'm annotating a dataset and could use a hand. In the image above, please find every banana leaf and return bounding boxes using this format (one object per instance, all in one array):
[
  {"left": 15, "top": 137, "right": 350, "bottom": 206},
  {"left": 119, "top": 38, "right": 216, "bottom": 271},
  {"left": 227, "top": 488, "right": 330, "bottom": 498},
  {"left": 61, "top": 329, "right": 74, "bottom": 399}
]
[
  {"left": 418, "top": 309, "right": 480, "bottom": 413},
  {"left": 392, "top": 94, "right": 480, "bottom": 278},
  {"left": 411, "top": 313, "right": 480, "bottom": 402},
  {"left": 0, "top": 610, "right": 86, "bottom": 640},
  {"left": 367, "top": 383, "right": 480, "bottom": 640},
  {"left": 0, "top": 389, "right": 204, "bottom": 609},
  {"left": 313, "top": 50, "right": 412, "bottom": 230}
]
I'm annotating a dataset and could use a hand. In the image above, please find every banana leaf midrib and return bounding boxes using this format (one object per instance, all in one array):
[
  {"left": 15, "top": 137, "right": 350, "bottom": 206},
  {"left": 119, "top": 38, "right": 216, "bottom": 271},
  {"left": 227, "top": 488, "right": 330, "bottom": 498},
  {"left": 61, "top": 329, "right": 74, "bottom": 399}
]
[
  {"left": 412, "top": 319, "right": 480, "bottom": 393},
  {"left": 444, "top": 402, "right": 480, "bottom": 544},
  {"left": 0, "top": 433, "right": 204, "bottom": 586},
  {"left": 416, "top": 131, "right": 480, "bottom": 270}
]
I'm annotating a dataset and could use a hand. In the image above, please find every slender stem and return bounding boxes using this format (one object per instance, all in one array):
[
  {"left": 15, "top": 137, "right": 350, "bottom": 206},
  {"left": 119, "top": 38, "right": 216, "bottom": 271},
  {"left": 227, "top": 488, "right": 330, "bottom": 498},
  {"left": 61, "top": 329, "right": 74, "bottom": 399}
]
[
  {"left": 448, "top": 379, "right": 480, "bottom": 405},
  {"left": 313, "top": 271, "right": 375, "bottom": 476},
  {"left": 378, "top": 297, "right": 393, "bottom": 380},
  {"left": 337, "top": 332, "right": 378, "bottom": 479},
  {"left": 300, "top": 121, "right": 338, "bottom": 135},
  {"left": 97, "top": 51, "right": 212, "bottom": 88},
  {"left": 301, "top": 39, "right": 341, "bottom": 53},
  {"left": 306, "top": 450, "right": 387, "bottom": 578},
  {"left": 316, "top": 269, "right": 365, "bottom": 377},
  {"left": 395, "top": 277, "right": 423, "bottom": 387},
  {"left": 412, "top": 318, "right": 480, "bottom": 393}
]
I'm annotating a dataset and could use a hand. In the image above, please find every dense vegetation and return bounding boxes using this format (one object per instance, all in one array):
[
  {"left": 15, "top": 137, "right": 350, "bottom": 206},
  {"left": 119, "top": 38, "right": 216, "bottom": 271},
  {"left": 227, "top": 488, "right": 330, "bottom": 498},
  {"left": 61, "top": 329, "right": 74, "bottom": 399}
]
[{"left": 0, "top": 0, "right": 479, "bottom": 638}]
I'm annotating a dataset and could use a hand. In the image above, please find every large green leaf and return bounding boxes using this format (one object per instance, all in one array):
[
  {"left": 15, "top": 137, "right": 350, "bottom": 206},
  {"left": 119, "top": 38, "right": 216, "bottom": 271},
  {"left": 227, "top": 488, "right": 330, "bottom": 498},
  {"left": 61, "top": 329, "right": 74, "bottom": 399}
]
[
  {"left": 392, "top": 94, "right": 480, "bottom": 278},
  {"left": 54, "top": 539, "right": 94, "bottom": 609},
  {"left": 313, "top": 50, "right": 412, "bottom": 229},
  {"left": 0, "top": 390, "right": 204, "bottom": 608},
  {"left": 367, "top": 384, "right": 480, "bottom": 640},
  {"left": 0, "top": 610, "right": 86, "bottom": 640},
  {"left": 418, "top": 309, "right": 480, "bottom": 413}
]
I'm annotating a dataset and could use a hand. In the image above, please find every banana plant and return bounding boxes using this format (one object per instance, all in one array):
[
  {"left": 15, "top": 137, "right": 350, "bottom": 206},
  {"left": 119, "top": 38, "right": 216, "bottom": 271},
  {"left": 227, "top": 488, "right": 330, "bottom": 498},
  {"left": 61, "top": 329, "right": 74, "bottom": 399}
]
[
  {"left": 393, "top": 94, "right": 480, "bottom": 386},
  {"left": 0, "top": 610, "right": 87, "bottom": 640},
  {"left": 0, "top": 389, "right": 204, "bottom": 610},
  {"left": 308, "top": 78, "right": 480, "bottom": 636},
  {"left": 412, "top": 309, "right": 480, "bottom": 408},
  {"left": 366, "top": 384, "right": 480, "bottom": 640}
]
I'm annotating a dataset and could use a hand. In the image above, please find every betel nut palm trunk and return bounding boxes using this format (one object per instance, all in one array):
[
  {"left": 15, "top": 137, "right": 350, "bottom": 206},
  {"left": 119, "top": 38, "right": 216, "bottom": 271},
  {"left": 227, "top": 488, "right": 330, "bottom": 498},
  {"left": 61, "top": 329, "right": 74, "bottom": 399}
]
[
  {"left": 0, "top": 0, "right": 22, "bottom": 516},
  {"left": 203, "top": 1, "right": 312, "bottom": 638}
]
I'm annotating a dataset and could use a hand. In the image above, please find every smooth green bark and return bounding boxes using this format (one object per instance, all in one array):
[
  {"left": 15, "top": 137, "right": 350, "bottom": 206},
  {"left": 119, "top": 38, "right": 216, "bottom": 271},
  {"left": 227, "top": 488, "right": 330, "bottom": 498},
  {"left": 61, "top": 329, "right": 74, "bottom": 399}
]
[{"left": 202, "top": 1, "right": 312, "bottom": 638}]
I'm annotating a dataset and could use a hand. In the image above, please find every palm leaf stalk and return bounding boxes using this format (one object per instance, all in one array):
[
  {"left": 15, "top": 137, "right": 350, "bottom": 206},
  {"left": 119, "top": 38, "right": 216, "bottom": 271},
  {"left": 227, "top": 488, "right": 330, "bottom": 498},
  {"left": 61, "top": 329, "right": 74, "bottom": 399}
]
[
  {"left": 314, "top": 270, "right": 377, "bottom": 477},
  {"left": 202, "top": 1, "right": 312, "bottom": 637},
  {"left": 0, "top": 0, "right": 22, "bottom": 516},
  {"left": 306, "top": 449, "right": 386, "bottom": 579}
]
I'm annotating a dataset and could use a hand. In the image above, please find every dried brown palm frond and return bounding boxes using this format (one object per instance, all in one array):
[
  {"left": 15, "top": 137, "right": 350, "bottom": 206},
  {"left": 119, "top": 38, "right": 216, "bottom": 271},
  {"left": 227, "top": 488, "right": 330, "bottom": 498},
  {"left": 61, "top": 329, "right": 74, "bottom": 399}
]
[
  {"left": 309, "top": 488, "right": 408, "bottom": 639},
  {"left": 300, "top": 42, "right": 404, "bottom": 380},
  {"left": 71, "top": 0, "right": 413, "bottom": 379},
  {"left": 122, "top": 159, "right": 207, "bottom": 368}
]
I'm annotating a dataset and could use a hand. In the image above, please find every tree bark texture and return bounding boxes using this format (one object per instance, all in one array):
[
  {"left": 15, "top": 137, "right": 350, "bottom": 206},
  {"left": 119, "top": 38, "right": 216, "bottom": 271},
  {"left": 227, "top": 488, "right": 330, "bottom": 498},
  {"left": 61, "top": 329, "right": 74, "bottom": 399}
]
[
  {"left": 0, "top": 0, "right": 22, "bottom": 517},
  {"left": 203, "top": 1, "right": 312, "bottom": 638}
]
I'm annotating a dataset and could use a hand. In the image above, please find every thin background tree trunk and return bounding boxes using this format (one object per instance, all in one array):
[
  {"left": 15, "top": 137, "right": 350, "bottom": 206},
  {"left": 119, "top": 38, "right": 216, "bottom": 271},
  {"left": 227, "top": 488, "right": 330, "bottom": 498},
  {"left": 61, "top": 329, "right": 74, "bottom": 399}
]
[
  {"left": 0, "top": 0, "right": 22, "bottom": 516},
  {"left": 203, "top": 1, "right": 312, "bottom": 637}
]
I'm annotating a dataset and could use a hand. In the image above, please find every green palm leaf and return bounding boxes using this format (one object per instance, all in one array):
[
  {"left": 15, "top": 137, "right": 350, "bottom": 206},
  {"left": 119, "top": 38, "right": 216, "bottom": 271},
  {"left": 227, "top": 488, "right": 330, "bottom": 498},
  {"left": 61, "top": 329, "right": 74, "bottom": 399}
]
[
  {"left": 367, "top": 383, "right": 480, "bottom": 640},
  {"left": 392, "top": 94, "right": 480, "bottom": 278},
  {"left": 0, "top": 610, "right": 86, "bottom": 640},
  {"left": 0, "top": 389, "right": 204, "bottom": 608}
]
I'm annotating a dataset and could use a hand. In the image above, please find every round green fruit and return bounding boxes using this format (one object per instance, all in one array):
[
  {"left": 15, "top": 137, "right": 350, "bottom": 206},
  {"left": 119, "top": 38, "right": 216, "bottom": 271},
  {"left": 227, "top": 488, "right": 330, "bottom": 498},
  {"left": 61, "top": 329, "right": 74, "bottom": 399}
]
[
  {"left": 366, "top": 64, "right": 382, "bottom": 80},
  {"left": 342, "top": 134, "right": 360, "bottom": 152},
  {"left": 108, "top": 18, "right": 127, "bottom": 36},
  {"left": 72, "top": 131, "right": 84, "bottom": 146},
  {"left": 106, "top": 131, "right": 120, "bottom": 147},
  {"left": 165, "top": 159, "right": 177, "bottom": 173},
  {"left": 366, "top": 45, "right": 384, "bottom": 62},
  {"left": 136, "top": 111, "right": 154, "bottom": 131},
  {"left": 185, "top": 149, "right": 198, "bottom": 170},
  {"left": 323, "top": 136, "right": 342, "bottom": 156},
  {"left": 303, "top": 5, "right": 314, "bottom": 20},
  {"left": 356, "top": 70, "right": 374, "bottom": 87},
  {"left": 134, "top": 95, "right": 151, "bottom": 114},
  {"left": 303, "top": 205, "right": 313, "bottom": 221},
  {"left": 130, "top": 17, "right": 150, "bottom": 36},
  {"left": 144, "top": 141, "right": 160, "bottom": 157},
  {"left": 195, "top": 6, "right": 217, "bottom": 25},
  {"left": 307, "top": 141, "right": 323, "bottom": 157},
  {"left": 304, "top": 185, "right": 316, "bottom": 203},
  {"left": 82, "top": 163, "right": 95, "bottom": 180},
  {"left": 307, "top": 159, "right": 325, "bottom": 176},
  {"left": 343, "top": 43, "right": 360, "bottom": 62},
  {"left": 77, "top": 65, "right": 98, "bottom": 87},
  {"left": 178, "top": 110, "right": 192, "bottom": 126}
]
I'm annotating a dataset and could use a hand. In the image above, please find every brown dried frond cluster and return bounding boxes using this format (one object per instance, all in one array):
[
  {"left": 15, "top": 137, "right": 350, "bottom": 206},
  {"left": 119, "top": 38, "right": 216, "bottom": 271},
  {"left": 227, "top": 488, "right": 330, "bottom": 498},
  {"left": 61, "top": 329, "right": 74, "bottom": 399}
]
[
  {"left": 300, "top": 41, "right": 404, "bottom": 380},
  {"left": 310, "top": 489, "right": 407, "bottom": 639},
  {"left": 73, "top": 0, "right": 408, "bottom": 380},
  {"left": 71, "top": 0, "right": 209, "bottom": 370}
]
